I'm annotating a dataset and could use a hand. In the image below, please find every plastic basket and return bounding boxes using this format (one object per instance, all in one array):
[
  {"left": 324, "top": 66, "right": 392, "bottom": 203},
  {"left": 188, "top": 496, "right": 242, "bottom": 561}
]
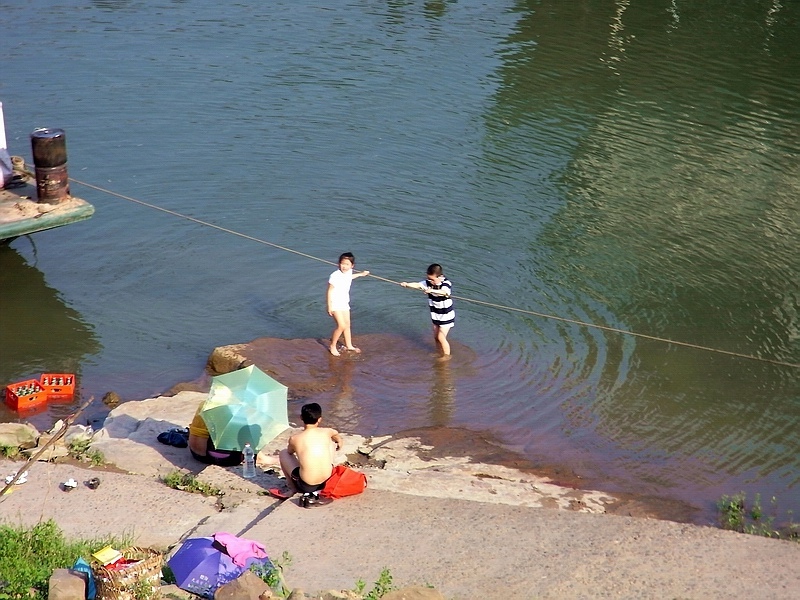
[
  {"left": 92, "top": 547, "right": 163, "bottom": 600},
  {"left": 4, "top": 379, "right": 46, "bottom": 412},
  {"left": 40, "top": 372, "right": 76, "bottom": 400}
]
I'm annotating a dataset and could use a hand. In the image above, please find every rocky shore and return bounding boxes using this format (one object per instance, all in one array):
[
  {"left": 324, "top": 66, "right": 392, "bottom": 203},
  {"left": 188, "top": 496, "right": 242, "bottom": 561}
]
[{"left": 2, "top": 338, "right": 800, "bottom": 598}]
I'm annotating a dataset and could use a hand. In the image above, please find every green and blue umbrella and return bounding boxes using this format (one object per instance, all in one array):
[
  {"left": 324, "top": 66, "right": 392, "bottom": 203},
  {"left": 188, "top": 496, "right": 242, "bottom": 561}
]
[{"left": 200, "top": 365, "right": 289, "bottom": 452}]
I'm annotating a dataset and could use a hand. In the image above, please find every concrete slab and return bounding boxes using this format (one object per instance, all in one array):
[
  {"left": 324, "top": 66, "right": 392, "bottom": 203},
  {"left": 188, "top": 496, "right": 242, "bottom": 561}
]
[
  {"left": 0, "top": 171, "right": 93, "bottom": 242},
  {"left": 0, "top": 461, "right": 219, "bottom": 548},
  {"left": 3, "top": 391, "right": 800, "bottom": 598}
]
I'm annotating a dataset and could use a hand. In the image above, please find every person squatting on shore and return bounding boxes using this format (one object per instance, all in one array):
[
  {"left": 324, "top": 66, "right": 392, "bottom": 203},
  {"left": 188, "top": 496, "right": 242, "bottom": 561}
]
[
  {"left": 188, "top": 401, "right": 244, "bottom": 466},
  {"left": 327, "top": 252, "right": 370, "bottom": 356},
  {"left": 279, "top": 402, "right": 342, "bottom": 507},
  {"left": 401, "top": 263, "right": 456, "bottom": 356}
]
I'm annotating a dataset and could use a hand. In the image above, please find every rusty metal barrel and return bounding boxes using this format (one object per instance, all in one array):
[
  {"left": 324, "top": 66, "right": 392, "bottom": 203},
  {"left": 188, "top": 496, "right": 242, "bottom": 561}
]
[{"left": 31, "top": 128, "right": 70, "bottom": 202}]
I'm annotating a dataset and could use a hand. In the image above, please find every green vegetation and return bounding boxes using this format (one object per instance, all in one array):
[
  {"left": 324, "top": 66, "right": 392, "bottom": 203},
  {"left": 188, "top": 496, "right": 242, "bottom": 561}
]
[
  {"left": 717, "top": 492, "right": 799, "bottom": 540},
  {"left": 0, "top": 523, "right": 415, "bottom": 600},
  {"left": 0, "top": 520, "right": 129, "bottom": 600},
  {"left": 354, "top": 568, "right": 396, "bottom": 600},
  {"left": 130, "top": 576, "right": 159, "bottom": 600},
  {"left": 161, "top": 564, "right": 176, "bottom": 585},
  {"left": 161, "top": 471, "right": 222, "bottom": 496},
  {"left": 68, "top": 438, "right": 105, "bottom": 466},
  {"left": 0, "top": 445, "right": 20, "bottom": 459},
  {"left": 249, "top": 551, "right": 292, "bottom": 598}
]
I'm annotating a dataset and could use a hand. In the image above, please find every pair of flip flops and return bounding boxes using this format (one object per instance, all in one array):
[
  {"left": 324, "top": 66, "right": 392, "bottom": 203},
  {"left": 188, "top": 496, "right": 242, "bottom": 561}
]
[{"left": 157, "top": 427, "right": 189, "bottom": 448}]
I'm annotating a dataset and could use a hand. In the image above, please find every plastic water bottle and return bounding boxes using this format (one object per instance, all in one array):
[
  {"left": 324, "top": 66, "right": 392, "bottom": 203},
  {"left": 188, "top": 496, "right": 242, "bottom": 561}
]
[{"left": 242, "top": 443, "right": 256, "bottom": 479}]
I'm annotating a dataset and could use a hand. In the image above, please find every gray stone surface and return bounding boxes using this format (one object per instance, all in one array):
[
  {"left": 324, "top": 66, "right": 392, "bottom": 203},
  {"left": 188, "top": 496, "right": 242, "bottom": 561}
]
[
  {"left": 2, "top": 391, "right": 800, "bottom": 599},
  {"left": 0, "top": 461, "right": 219, "bottom": 547},
  {"left": 48, "top": 569, "right": 86, "bottom": 600},
  {"left": 0, "top": 423, "right": 39, "bottom": 449}
]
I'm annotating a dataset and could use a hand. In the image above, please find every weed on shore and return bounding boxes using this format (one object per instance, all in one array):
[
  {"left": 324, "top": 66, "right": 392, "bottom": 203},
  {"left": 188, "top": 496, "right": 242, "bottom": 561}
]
[
  {"left": 68, "top": 438, "right": 105, "bottom": 466},
  {"left": 717, "top": 492, "right": 799, "bottom": 541},
  {"left": 162, "top": 470, "right": 222, "bottom": 496},
  {"left": 0, "top": 520, "right": 129, "bottom": 600}
]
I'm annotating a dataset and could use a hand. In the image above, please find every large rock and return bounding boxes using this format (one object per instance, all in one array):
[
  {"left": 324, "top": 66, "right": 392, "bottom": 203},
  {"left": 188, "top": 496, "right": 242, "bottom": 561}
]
[
  {"left": 0, "top": 423, "right": 39, "bottom": 449},
  {"left": 90, "top": 391, "right": 209, "bottom": 476},
  {"left": 213, "top": 570, "right": 270, "bottom": 600},
  {"left": 48, "top": 568, "right": 85, "bottom": 600}
]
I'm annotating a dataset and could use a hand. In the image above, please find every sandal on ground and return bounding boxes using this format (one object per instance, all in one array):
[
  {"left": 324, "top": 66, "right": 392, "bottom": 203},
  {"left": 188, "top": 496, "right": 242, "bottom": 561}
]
[{"left": 268, "top": 487, "right": 293, "bottom": 500}]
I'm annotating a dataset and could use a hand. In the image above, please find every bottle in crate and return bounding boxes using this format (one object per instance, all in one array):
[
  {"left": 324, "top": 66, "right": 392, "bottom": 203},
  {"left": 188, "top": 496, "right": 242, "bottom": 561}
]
[
  {"left": 41, "top": 372, "right": 76, "bottom": 400},
  {"left": 4, "top": 379, "right": 47, "bottom": 412}
]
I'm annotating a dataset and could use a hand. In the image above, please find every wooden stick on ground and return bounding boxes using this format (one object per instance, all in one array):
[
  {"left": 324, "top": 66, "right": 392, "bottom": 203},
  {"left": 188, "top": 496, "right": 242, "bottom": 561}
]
[{"left": 0, "top": 397, "right": 94, "bottom": 500}]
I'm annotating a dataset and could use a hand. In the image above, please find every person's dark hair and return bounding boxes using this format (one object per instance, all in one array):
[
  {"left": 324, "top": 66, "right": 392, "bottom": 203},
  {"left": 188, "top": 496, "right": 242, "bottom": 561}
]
[
  {"left": 301, "top": 402, "right": 323, "bottom": 425},
  {"left": 338, "top": 252, "right": 355, "bottom": 265},
  {"left": 426, "top": 263, "right": 443, "bottom": 276}
]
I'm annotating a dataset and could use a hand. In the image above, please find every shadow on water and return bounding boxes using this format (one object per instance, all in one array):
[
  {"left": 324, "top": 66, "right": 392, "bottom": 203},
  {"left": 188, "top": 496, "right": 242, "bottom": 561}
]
[{"left": 0, "top": 245, "right": 101, "bottom": 430}]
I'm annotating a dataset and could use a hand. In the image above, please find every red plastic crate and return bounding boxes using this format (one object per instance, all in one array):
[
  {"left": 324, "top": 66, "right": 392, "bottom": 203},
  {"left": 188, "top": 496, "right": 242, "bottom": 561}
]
[
  {"left": 4, "top": 379, "right": 47, "bottom": 412},
  {"left": 40, "top": 373, "right": 76, "bottom": 400}
]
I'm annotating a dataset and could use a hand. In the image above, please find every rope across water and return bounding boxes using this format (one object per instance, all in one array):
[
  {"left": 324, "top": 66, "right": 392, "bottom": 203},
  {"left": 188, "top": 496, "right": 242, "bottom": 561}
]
[{"left": 70, "top": 177, "right": 800, "bottom": 370}]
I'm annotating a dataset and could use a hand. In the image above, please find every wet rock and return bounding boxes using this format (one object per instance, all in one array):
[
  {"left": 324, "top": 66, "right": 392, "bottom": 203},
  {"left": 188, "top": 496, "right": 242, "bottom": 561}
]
[
  {"left": 207, "top": 345, "right": 250, "bottom": 375},
  {"left": 103, "top": 391, "right": 122, "bottom": 408}
]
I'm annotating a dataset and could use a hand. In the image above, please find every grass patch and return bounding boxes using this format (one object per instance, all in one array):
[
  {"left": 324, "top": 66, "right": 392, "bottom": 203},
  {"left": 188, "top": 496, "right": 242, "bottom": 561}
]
[
  {"left": 68, "top": 438, "right": 105, "bottom": 466},
  {"left": 161, "top": 471, "right": 222, "bottom": 497},
  {"left": 717, "top": 492, "right": 799, "bottom": 540},
  {"left": 0, "top": 520, "right": 130, "bottom": 600},
  {"left": 249, "top": 551, "right": 292, "bottom": 598},
  {"left": 1, "top": 445, "right": 20, "bottom": 459}
]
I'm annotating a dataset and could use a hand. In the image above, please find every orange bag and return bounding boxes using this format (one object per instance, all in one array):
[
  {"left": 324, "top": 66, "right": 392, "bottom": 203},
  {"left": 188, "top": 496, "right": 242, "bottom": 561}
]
[{"left": 320, "top": 465, "right": 367, "bottom": 499}]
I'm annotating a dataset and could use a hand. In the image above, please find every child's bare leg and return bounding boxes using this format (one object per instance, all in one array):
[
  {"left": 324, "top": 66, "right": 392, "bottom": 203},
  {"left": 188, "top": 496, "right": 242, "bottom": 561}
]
[
  {"left": 434, "top": 324, "right": 451, "bottom": 356},
  {"left": 341, "top": 311, "right": 360, "bottom": 352},
  {"left": 330, "top": 311, "right": 349, "bottom": 356},
  {"left": 431, "top": 324, "right": 441, "bottom": 352}
]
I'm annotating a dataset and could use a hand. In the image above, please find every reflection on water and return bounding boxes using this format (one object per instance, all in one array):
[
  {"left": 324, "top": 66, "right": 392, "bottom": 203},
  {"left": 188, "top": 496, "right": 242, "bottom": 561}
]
[
  {"left": 0, "top": 246, "right": 101, "bottom": 429},
  {"left": 483, "top": 0, "right": 800, "bottom": 513},
  {"left": 429, "top": 358, "right": 455, "bottom": 427},
  {"left": 327, "top": 353, "right": 358, "bottom": 431}
]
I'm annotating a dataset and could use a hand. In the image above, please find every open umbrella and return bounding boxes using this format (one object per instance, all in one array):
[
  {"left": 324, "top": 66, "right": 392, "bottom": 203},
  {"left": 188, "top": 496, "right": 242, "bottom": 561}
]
[
  {"left": 201, "top": 365, "right": 290, "bottom": 452},
  {"left": 167, "top": 537, "right": 272, "bottom": 598}
]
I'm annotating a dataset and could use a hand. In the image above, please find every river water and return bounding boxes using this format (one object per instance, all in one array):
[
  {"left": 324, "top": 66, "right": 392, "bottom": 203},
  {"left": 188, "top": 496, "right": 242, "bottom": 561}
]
[{"left": 1, "top": 0, "right": 797, "bottom": 523}]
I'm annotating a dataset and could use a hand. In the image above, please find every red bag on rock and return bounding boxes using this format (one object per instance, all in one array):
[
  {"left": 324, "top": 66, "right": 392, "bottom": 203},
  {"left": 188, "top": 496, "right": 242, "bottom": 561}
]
[{"left": 321, "top": 465, "right": 367, "bottom": 499}]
